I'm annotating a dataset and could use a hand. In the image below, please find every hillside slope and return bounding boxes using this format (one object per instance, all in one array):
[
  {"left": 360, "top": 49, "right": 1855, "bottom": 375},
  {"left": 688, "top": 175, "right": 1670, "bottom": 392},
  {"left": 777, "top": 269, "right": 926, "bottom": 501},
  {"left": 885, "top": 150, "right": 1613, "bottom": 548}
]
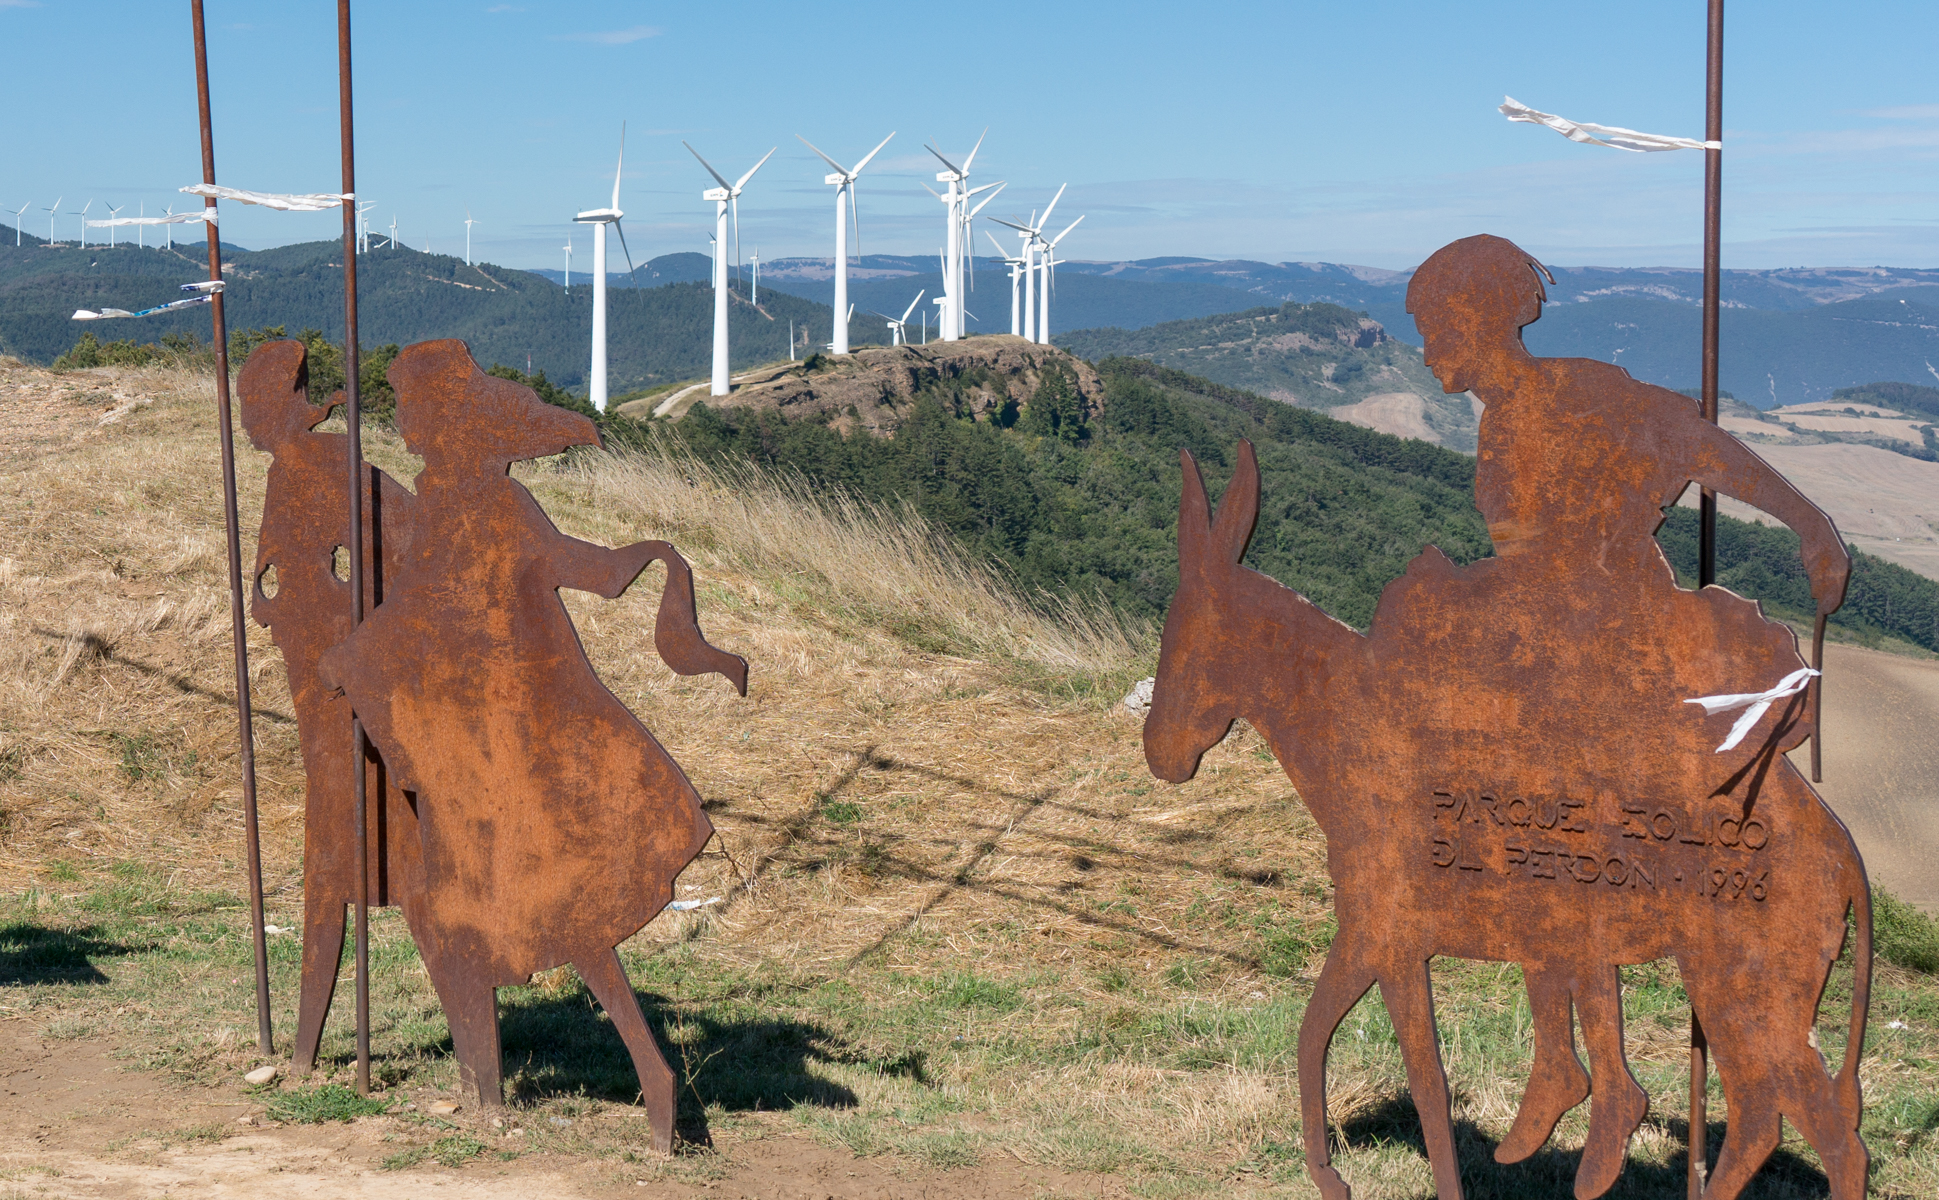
[{"left": 1056, "top": 301, "right": 1477, "bottom": 451}]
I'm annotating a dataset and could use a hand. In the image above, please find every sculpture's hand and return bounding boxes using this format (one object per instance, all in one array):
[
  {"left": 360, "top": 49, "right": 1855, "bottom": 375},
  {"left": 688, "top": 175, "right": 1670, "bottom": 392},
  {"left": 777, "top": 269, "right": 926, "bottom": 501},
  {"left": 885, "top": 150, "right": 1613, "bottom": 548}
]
[
  {"left": 1804, "top": 532, "right": 1851, "bottom": 618},
  {"left": 600, "top": 541, "right": 660, "bottom": 600}
]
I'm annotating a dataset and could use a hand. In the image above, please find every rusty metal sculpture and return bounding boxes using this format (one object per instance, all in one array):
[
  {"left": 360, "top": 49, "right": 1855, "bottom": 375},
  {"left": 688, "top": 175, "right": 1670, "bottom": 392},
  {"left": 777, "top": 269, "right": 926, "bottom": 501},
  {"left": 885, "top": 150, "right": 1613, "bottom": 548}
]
[
  {"left": 1144, "top": 235, "right": 1872, "bottom": 1200},
  {"left": 250, "top": 337, "right": 745, "bottom": 1152}
]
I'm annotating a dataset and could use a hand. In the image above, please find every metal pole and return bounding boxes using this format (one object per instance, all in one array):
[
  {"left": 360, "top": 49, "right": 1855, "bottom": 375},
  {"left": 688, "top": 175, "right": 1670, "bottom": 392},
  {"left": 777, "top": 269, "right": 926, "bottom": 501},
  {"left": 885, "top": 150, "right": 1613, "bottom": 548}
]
[
  {"left": 336, "top": 0, "right": 371, "bottom": 1099},
  {"left": 1691, "top": 3, "right": 1723, "bottom": 1195},
  {"left": 190, "top": 0, "right": 273, "bottom": 1060}
]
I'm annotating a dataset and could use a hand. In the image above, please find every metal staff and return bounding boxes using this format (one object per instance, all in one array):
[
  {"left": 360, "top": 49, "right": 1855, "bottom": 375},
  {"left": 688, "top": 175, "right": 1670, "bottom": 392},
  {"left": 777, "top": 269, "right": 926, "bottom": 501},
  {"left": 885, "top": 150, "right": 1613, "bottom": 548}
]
[
  {"left": 335, "top": 0, "right": 372, "bottom": 1099},
  {"left": 1691, "top": 2, "right": 1724, "bottom": 1194},
  {"left": 190, "top": 0, "right": 272, "bottom": 1059}
]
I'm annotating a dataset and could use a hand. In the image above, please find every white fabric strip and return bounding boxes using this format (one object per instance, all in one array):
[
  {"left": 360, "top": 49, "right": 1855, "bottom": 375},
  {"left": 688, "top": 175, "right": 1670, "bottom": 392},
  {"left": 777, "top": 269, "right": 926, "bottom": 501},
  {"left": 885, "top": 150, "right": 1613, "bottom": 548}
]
[
  {"left": 1501, "top": 97, "right": 1720, "bottom": 153},
  {"left": 86, "top": 212, "right": 217, "bottom": 227},
  {"left": 1684, "top": 666, "right": 1818, "bottom": 752},
  {"left": 179, "top": 184, "right": 353, "bottom": 212},
  {"left": 72, "top": 295, "right": 213, "bottom": 321}
]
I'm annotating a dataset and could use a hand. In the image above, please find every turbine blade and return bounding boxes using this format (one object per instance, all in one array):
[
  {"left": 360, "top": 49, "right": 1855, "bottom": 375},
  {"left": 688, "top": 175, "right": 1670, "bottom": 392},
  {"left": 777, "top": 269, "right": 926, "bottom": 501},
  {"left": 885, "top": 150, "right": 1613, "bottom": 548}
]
[
  {"left": 922, "top": 182, "right": 943, "bottom": 199},
  {"left": 985, "top": 230, "right": 1011, "bottom": 259},
  {"left": 795, "top": 133, "right": 848, "bottom": 176},
  {"left": 899, "top": 289, "right": 925, "bottom": 322},
  {"left": 1039, "top": 182, "right": 1067, "bottom": 228},
  {"left": 968, "top": 182, "right": 1006, "bottom": 218},
  {"left": 733, "top": 146, "right": 777, "bottom": 193},
  {"left": 987, "top": 216, "right": 1031, "bottom": 233},
  {"left": 684, "top": 142, "right": 733, "bottom": 191},
  {"left": 961, "top": 127, "right": 988, "bottom": 173},
  {"left": 615, "top": 220, "right": 637, "bottom": 277},
  {"left": 612, "top": 121, "right": 626, "bottom": 211},
  {"left": 1050, "top": 214, "right": 1085, "bottom": 246},
  {"left": 925, "top": 143, "right": 962, "bottom": 175},
  {"left": 732, "top": 197, "right": 741, "bottom": 283},
  {"left": 851, "top": 131, "right": 896, "bottom": 176}
]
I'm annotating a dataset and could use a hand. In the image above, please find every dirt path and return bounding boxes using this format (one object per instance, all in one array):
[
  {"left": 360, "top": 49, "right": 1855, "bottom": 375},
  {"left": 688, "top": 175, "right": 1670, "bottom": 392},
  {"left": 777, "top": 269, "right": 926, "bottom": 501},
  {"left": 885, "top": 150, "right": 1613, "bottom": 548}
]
[
  {"left": 0, "top": 1023, "right": 1121, "bottom": 1199},
  {"left": 1797, "top": 641, "right": 1939, "bottom": 911}
]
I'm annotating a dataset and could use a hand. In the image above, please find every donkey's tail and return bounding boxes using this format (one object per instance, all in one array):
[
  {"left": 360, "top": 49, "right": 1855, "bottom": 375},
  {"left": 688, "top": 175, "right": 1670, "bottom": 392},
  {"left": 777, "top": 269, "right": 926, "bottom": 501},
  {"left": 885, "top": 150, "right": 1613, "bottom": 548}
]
[
  {"left": 1834, "top": 873, "right": 1872, "bottom": 1130},
  {"left": 643, "top": 540, "right": 748, "bottom": 696}
]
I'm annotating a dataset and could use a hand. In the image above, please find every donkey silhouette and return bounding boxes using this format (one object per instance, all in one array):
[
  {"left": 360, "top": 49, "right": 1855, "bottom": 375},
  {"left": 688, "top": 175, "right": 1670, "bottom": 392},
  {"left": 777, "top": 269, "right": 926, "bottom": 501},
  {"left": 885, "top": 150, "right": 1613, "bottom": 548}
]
[{"left": 1142, "top": 235, "right": 1871, "bottom": 1200}]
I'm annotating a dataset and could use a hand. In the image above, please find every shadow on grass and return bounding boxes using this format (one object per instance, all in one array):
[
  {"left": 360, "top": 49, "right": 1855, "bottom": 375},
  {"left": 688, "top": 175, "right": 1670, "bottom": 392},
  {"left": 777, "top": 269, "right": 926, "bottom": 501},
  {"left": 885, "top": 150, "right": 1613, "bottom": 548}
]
[
  {"left": 0, "top": 920, "right": 148, "bottom": 986},
  {"left": 1333, "top": 1093, "right": 1835, "bottom": 1199},
  {"left": 483, "top": 983, "right": 892, "bottom": 1145}
]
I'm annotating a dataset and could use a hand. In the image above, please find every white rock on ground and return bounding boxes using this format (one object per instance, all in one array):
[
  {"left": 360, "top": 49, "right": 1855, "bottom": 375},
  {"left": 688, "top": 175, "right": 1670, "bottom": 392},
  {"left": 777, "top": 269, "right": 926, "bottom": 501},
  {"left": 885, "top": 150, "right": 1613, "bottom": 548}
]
[
  {"left": 243, "top": 1065, "right": 278, "bottom": 1086},
  {"left": 1122, "top": 677, "right": 1155, "bottom": 719}
]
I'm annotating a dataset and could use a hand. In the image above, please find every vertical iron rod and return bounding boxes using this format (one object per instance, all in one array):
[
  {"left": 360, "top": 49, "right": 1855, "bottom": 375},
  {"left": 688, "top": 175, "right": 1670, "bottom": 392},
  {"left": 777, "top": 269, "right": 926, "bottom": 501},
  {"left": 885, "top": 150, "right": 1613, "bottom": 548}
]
[
  {"left": 337, "top": 0, "right": 370, "bottom": 1098},
  {"left": 191, "top": 0, "right": 272, "bottom": 1059},
  {"left": 1691, "top": 3, "right": 1724, "bottom": 1196}
]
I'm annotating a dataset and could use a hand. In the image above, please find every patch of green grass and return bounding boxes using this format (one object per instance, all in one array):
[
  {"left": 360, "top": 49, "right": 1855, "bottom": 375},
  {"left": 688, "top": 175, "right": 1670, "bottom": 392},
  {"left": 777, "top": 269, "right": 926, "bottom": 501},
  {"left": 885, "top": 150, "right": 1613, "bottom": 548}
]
[
  {"left": 1877, "top": 886, "right": 1939, "bottom": 975},
  {"left": 817, "top": 792, "right": 865, "bottom": 826},
  {"left": 927, "top": 972, "right": 1020, "bottom": 1011},
  {"left": 265, "top": 1083, "right": 391, "bottom": 1124}
]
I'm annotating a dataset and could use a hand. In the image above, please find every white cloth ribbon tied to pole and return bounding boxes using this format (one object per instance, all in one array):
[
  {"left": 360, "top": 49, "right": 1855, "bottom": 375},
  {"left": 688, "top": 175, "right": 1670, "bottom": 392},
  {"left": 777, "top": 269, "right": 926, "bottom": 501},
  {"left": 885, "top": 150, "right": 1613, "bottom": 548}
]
[
  {"left": 1685, "top": 667, "right": 1819, "bottom": 753},
  {"left": 1500, "top": 96, "right": 1720, "bottom": 153},
  {"left": 87, "top": 211, "right": 218, "bottom": 228},
  {"left": 73, "top": 280, "right": 225, "bottom": 321},
  {"left": 179, "top": 184, "right": 353, "bottom": 212}
]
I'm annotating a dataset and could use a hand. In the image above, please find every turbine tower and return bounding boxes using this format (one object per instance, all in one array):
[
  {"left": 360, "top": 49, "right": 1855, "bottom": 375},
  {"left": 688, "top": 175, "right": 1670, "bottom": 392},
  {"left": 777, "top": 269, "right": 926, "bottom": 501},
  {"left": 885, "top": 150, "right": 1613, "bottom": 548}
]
[
  {"left": 12, "top": 201, "right": 30, "bottom": 247},
  {"left": 357, "top": 202, "right": 376, "bottom": 253},
  {"left": 797, "top": 131, "right": 894, "bottom": 355},
  {"left": 684, "top": 141, "right": 776, "bottom": 397},
  {"left": 72, "top": 200, "right": 92, "bottom": 248},
  {"left": 42, "top": 196, "right": 61, "bottom": 245},
  {"left": 388, "top": 215, "right": 398, "bottom": 250},
  {"left": 985, "top": 231, "right": 1027, "bottom": 336},
  {"left": 464, "top": 209, "right": 476, "bottom": 265},
  {"left": 990, "top": 184, "right": 1066, "bottom": 343},
  {"left": 574, "top": 124, "right": 638, "bottom": 413},
  {"left": 105, "top": 204, "right": 124, "bottom": 247},
  {"left": 563, "top": 236, "right": 572, "bottom": 292},
  {"left": 750, "top": 248, "right": 759, "bottom": 305}
]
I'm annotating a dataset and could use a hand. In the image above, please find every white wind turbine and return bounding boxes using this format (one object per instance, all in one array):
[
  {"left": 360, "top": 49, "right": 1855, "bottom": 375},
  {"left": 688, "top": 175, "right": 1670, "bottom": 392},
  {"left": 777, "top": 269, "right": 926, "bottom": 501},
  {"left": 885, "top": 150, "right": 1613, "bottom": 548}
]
[
  {"left": 163, "top": 205, "right": 174, "bottom": 250},
  {"left": 924, "top": 130, "right": 988, "bottom": 341},
  {"left": 684, "top": 141, "right": 776, "bottom": 397},
  {"left": 42, "top": 196, "right": 61, "bottom": 245},
  {"left": 137, "top": 202, "right": 144, "bottom": 249},
  {"left": 388, "top": 215, "right": 398, "bottom": 250},
  {"left": 1037, "top": 215, "right": 1084, "bottom": 344},
  {"left": 72, "top": 200, "right": 92, "bottom": 247},
  {"left": 104, "top": 203, "right": 124, "bottom": 247},
  {"left": 464, "top": 209, "right": 476, "bottom": 265},
  {"left": 990, "top": 183, "right": 1065, "bottom": 342},
  {"left": 574, "top": 124, "right": 639, "bottom": 413},
  {"left": 796, "top": 131, "right": 894, "bottom": 355},
  {"left": 562, "top": 236, "right": 572, "bottom": 293},
  {"left": 882, "top": 289, "right": 925, "bottom": 346},
  {"left": 12, "top": 201, "right": 30, "bottom": 246},
  {"left": 984, "top": 231, "right": 1027, "bottom": 336},
  {"left": 357, "top": 202, "right": 376, "bottom": 253},
  {"left": 750, "top": 247, "right": 759, "bottom": 305}
]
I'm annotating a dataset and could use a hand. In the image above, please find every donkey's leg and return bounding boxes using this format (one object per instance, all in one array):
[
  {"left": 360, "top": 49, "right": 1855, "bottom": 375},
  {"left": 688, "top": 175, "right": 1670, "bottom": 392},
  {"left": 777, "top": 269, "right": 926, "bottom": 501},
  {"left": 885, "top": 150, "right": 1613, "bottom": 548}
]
[
  {"left": 1495, "top": 964, "right": 1588, "bottom": 1165},
  {"left": 574, "top": 947, "right": 679, "bottom": 1154},
  {"left": 292, "top": 895, "right": 345, "bottom": 1074},
  {"left": 424, "top": 961, "right": 505, "bottom": 1106},
  {"left": 1781, "top": 1064, "right": 1870, "bottom": 1200},
  {"left": 1298, "top": 947, "right": 1378, "bottom": 1200},
  {"left": 1570, "top": 966, "right": 1647, "bottom": 1200},
  {"left": 1380, "top": 958, "right": 1464, "bottom": 1200}
]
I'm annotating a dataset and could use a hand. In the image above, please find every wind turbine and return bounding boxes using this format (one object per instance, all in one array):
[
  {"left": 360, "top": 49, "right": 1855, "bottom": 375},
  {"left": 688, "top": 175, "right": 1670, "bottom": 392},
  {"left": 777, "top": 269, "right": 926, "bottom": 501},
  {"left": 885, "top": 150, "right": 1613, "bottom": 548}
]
[
  {"left": 12, "top": 201, "right": 29, "bottom": 247},
  {"left": 797, "top": 131, "right": 894, "bottom": 355},
  {"left": 684, "top": 141, "right": 776, "bottom": 397},
  {"left": 137, "top": 202, "right": 144, "bottom": 249},
  {"left": 883, "top": 289, "right": 925, "bottom": 346},
  {"left": 42, "top": 196, "right": 60, "bottom": 245},
  {"left": 924, "top": 130, "right": 986, "bottom": 341},
  {"left": 750, "top": 248, "right": 758, "bottom": 305},
  {"left": 356, "top": 202, "right": 376, "bottom": 253},
  {"left": 163, "top": 205, "right": 174, "bottom": 250},
  {"left": 388, "top": 215, "right": 398, "bottom": 250},
  {"left": 464, "top": 209, "right": 476, "bottom": 266},
  {"left": 562, "top": 236, "right": 572, "bottom": 293},
  {"left": 1037, "top": 215, "right": 1084, "bottom": 344},
  {"left": 985, "top": 231, "right": 1027, "bottom": 336},
  {"left": 574, "top": 123, "right": 639, "bottom": 413},
  {"left": 105, "top": 203, "right": 124, "bottom": 247},
  {"left": 990, "top": 184, "right": 1065, "bottom": 343},
  {"left": 72, "top": 200, "right": 92, "bottom": 247}
]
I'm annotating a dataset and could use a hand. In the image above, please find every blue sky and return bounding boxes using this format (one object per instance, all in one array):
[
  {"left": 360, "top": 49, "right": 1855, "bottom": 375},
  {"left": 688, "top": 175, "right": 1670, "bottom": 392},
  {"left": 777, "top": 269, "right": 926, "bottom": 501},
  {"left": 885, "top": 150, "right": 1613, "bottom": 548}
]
[{"left": 4, "top": 1, "right": 1936, "bottom": 271}]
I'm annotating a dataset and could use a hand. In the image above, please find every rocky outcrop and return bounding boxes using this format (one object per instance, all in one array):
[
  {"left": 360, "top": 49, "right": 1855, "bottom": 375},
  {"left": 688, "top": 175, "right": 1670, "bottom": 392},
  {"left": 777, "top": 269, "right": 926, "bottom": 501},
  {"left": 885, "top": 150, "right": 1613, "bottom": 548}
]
[{"left": 636, "top": 336, "right": 1105, "bottom": 435}]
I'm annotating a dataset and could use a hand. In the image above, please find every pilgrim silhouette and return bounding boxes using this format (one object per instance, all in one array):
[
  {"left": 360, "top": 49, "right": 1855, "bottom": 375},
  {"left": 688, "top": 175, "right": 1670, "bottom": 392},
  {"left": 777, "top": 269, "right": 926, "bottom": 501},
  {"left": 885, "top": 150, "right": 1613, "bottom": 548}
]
[{"left": 1144, "top": 236, "right": 1871, "bottom": 1200}]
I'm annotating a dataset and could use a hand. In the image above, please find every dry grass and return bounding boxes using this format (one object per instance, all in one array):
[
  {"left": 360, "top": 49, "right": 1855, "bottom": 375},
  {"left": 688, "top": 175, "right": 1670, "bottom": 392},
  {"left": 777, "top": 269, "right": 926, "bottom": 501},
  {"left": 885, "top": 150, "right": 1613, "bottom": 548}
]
[{"left": 2, "top": 358, "right": 1935, "bottom": 1198}]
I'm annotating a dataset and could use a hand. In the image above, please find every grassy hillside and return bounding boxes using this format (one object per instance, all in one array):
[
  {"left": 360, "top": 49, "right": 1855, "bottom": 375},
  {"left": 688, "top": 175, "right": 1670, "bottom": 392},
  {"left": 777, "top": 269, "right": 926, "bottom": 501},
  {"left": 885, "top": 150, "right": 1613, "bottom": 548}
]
[
  {"left": 1, "top": 355, "right": 1934, "bottom": 1197},
  {"left": 0, "top": 235, "right": 841, "bottom": 393},
  {"left": 1055, "top": 301, "right": 1477, "bottom": 450}
]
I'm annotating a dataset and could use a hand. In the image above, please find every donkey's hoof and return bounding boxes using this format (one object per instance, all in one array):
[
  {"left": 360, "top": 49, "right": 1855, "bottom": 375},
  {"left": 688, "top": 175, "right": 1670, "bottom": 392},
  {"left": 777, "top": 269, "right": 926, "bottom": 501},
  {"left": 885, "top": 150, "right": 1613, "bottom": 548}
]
[{"left": 1310, "top": 1164, "right": 1354, "bottom": 1200}]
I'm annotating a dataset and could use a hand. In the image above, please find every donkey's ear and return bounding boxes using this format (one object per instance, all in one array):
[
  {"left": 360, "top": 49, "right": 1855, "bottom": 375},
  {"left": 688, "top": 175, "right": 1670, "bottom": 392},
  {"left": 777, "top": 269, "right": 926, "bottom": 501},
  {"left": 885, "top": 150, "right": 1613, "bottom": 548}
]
[
  {"left": 1178, "top": 449, "right": 1213, "bottom": 569},
  {"left": 1211, "top": 440, "right": 1260, "bottom": 564}
]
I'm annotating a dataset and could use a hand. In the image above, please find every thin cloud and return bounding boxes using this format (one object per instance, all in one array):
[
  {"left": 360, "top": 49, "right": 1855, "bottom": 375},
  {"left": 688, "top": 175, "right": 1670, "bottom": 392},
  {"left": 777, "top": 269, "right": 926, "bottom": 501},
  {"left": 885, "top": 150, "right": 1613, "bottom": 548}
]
[
  {"left": 1862, "top": 105, "right": 1939, "bottom": 122},
  {"left": 554, "top": 25, "right": 661, "bottom": 45},
  {"left": 0, "top": 1, "right": 44, "bottom": 8},
  {"left": 486, "top": 4, "right": 525, "bottom": 11}
]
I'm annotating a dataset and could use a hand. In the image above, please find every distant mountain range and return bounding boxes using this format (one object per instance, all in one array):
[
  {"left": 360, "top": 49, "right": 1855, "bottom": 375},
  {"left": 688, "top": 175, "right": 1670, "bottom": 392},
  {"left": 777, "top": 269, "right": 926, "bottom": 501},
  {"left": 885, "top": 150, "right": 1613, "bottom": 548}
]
[{"left": 7, "top": 218, "right": 1939, "bottom": 408}]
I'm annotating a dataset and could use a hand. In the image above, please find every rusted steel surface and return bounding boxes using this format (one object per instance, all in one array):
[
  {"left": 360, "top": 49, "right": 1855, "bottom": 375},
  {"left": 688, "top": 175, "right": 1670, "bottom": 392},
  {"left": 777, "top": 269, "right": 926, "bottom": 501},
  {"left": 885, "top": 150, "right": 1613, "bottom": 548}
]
[
  {"left": 240, "top": 341, "right": 424, "bottom": 1076},
  {"left": 266, "top": 339, "right": 748, "bottom": 1151},
  {"left": 1144, "top": 235, "right": 1871, "bottom": 1200}
]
